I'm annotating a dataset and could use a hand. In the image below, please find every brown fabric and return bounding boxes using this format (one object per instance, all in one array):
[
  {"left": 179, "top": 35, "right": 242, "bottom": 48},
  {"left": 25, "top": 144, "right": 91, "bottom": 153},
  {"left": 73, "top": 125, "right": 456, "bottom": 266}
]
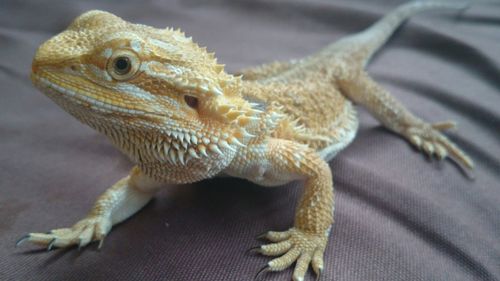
[{"left": 1, "top": 0, "right": 499, "bottom": 280}]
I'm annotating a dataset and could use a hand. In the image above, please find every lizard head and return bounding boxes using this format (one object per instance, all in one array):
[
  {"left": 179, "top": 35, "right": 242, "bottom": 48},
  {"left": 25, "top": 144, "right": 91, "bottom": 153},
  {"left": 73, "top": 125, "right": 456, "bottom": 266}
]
[{"left": 31, "top": 10, "right": 262, "bottom": 182}]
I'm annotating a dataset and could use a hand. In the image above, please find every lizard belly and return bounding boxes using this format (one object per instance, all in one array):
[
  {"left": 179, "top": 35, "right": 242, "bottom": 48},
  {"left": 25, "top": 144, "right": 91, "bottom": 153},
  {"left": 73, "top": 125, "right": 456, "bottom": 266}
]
[
  {"left": 318, "top": 123, "right": 358, "bottom": 161},
  {"left": 317, "top": 101, "right": 359, "bottom": 162}
]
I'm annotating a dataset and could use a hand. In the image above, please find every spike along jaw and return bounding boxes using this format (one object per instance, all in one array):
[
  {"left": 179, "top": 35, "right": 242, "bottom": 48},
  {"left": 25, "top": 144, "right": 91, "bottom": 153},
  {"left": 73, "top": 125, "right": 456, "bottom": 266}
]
[{"left": 30, "top": 10, "right": 263, "bottom": 183}]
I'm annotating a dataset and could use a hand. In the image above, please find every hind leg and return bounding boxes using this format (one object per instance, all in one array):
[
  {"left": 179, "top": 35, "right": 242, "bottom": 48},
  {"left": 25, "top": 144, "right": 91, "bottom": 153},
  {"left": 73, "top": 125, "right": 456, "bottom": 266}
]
[{"left": 340, "top": 71, "right": 473, "bottom": 169}]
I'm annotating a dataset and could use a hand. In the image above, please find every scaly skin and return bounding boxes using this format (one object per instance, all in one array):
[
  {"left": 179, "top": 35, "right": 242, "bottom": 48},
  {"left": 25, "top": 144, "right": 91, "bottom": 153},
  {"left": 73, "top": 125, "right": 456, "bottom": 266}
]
[{"left": 20, "top": 1, "right": 474, "bottom": 280}]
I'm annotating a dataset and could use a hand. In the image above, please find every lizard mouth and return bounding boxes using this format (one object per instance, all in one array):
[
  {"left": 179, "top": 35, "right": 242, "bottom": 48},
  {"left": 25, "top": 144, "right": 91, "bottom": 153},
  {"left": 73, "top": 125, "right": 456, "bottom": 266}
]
[{"left": 31, "top": 70, "right": 164, "bottom": 118}]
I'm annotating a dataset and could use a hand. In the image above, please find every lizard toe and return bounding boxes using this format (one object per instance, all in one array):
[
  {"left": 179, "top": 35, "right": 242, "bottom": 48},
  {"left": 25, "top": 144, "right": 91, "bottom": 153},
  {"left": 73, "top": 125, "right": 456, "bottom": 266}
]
[
  {"left": 258, "top": 229, "right": 292, "bottom": 242},
  {"left": 254, "top": 228, "right": 329, "bottom": 281},
  {"left": 432, "top": 120, "right": 457, "bottom": 131},
  {"left": 260, "top": 240, "right": 293, "bottom": 256},
  {"left": 422, "top": 141, "right": 434, "bottom": 157}
]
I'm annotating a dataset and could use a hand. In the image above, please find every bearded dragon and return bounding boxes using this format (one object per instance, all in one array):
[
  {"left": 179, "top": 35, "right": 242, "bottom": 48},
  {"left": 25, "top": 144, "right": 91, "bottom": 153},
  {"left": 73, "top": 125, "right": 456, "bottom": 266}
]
[{"left": 18, "top": 1, "right": 474, "bottom": 280}]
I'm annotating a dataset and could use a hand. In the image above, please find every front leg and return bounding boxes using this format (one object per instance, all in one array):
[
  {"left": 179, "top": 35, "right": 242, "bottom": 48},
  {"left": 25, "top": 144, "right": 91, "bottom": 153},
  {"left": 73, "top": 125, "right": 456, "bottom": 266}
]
[
  {"left": 228, "top": 139, "right": 333, "bottom": 281},
  {"left": 17, "top": 166, "right": 163, "bottom": 250}
]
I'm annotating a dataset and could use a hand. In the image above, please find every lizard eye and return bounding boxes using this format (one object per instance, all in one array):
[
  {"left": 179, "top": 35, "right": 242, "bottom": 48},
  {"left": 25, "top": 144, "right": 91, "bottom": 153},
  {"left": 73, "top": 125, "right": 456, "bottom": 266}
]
[
  {"left": 113, "top": 57, "right": 131, "bottom": 75},
  {"left": 107, "top": 50, "right": 140, "bottom": 81}
]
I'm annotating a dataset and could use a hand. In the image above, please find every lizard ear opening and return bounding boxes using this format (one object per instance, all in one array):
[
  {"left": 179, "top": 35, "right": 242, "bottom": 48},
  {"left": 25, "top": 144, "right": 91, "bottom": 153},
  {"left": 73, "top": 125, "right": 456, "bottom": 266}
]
[{"left": 184, "top": 95, "right": 199, "bottom": 109}]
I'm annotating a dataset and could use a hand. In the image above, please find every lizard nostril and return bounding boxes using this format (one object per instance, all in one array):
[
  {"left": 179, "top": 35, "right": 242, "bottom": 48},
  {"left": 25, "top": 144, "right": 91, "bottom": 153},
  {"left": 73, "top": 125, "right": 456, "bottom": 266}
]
[{"left": 31, "top": 63, "right": 39, "bottom": 74}]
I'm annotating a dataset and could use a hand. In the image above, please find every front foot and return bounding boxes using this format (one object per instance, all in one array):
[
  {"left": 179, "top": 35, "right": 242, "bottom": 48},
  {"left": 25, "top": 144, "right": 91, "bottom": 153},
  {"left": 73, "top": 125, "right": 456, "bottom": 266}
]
[
  {"left": 16, "top": 214, "right": 112, "bottom": 251},
  {"left": 404, "top": 120, "right": 474, "bottom": 169},
  {"left": 253, "top": 227, "right": 329, "bottom": 281}
]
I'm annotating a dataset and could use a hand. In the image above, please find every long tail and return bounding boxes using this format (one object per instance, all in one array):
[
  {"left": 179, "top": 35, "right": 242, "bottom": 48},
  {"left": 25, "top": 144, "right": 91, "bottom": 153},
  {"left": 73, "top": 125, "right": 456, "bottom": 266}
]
[{"left": 346, "top": 1, "right": 468, "bottom": 66}]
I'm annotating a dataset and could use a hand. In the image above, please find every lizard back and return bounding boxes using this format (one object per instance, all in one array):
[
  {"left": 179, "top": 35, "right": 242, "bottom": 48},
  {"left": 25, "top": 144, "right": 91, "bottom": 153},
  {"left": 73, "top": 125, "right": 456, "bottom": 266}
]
[{"left": 241, "top": 70, "right": 358, "bottom": 161}]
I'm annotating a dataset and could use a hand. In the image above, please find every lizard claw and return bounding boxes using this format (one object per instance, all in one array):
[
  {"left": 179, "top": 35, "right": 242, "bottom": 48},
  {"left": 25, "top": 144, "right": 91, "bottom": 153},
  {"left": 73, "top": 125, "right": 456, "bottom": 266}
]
[
  {"left": 47, "top": 238, "right": 56, "bottom": 251},
  {"left": 15, "top": 234, "right": 30, "bottom": 247},
  {"left": 256, "top": 231, "right": 268, "bottom": 240},
  {"left": 78, "top": 238, "right": 84, "bottom": 251},
  {"left": 246, "top": 246, "right": 262, "bottom": 255},
  {"left": 254, "top": 265, "right": 270, "bottom": 281},
  {"left": 97, "top": 236, "right": 105, "bottom": 250},
  {"left": 315, "top": 268, "right": 323, "bottom": 281}
]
